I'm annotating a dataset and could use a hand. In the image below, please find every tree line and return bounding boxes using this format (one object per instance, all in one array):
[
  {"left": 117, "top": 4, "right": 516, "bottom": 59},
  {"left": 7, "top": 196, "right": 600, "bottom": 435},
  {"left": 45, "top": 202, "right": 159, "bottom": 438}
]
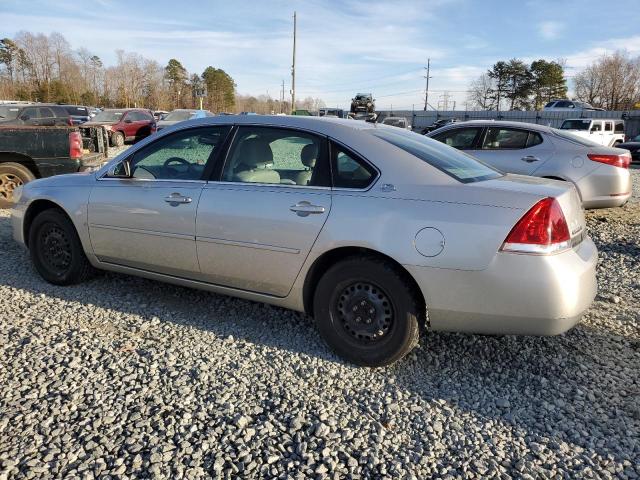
[
  {"left": 467, "top": 52, "right": 640, "bottom": 111},
  {"left": 0, "top": 30, "right": 326, "bottom": 113}
]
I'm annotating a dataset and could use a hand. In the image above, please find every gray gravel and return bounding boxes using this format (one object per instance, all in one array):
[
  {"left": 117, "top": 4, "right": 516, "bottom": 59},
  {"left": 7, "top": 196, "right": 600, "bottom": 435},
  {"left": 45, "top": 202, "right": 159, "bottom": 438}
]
[{"left": 0, "top": 170, "right": 639, "bottom": 479}]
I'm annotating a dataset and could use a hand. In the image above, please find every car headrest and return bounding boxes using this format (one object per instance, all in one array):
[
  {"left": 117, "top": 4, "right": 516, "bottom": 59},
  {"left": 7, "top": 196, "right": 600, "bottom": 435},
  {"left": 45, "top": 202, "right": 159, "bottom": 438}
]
[
  {"left": 237, "top": 138, "right": 273, "bottom": 169},
  {"left": 301, "top": 143, "right": 317, "bottom": 168}
]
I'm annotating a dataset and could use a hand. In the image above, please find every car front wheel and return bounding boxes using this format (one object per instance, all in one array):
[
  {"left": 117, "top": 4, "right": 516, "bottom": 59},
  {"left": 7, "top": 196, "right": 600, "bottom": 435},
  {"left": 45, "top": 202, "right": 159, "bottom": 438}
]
[
  {"left": 313, "top": 256, "right": 422, "bottom": 367},
  {"left": 29, "top": 209, "right": 95, "bottom": 285},
  {"left": 111, "top": 131, "right": 124, "bottom": 147}
]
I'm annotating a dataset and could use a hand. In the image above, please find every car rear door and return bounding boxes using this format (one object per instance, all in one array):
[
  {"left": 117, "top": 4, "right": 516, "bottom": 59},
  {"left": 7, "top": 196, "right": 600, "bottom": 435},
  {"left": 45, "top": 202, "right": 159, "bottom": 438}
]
[
  {"left": 121, "top": 111, "right": 137, "bottom": 139},
  {"left": 195, "top": 125, "right": 331, "bottom": 296},
  {"left": 88, "top": 126, "right": 230, "bottom": 277},
  {"left": 469, "top": 127, "right": 553, "bottom": 175}
]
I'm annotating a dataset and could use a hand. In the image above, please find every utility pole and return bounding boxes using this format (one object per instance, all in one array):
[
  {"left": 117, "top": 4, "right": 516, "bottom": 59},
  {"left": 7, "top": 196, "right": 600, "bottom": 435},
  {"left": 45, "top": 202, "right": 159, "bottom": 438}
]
[
  {"left": 281, "top": 80, "right": 285, "bottom": 113},
  {"left": 291, "top": 11, "right": 297, "bottom": 113},
  {"left": 423, "top": 58, "right": 431, "bottom": 111}
]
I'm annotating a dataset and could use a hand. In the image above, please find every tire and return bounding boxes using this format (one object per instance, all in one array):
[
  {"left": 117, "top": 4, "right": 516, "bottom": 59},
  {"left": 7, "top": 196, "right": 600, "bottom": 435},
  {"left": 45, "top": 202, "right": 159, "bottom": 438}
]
[
  {"left": 0, "top": 162, "right": 36, "bottom": 208},
  {"left": 28, "top": 208, "right": 95, "bottom": 285},
  {"left": 313, "top": 256, "right": 422, "bottom": 367},
  {"left": 111, "top": 131, "right": 124, "bottom": 147}
]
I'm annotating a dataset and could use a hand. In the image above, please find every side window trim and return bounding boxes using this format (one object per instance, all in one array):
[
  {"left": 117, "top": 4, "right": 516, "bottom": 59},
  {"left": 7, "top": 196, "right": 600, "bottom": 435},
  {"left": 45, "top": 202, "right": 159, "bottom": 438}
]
[
  {"left": 329, "top": 139, "right": 380, "bottom": 191},
  {"left": 481, "top": 127, "right": 538, "bottom": 150}
]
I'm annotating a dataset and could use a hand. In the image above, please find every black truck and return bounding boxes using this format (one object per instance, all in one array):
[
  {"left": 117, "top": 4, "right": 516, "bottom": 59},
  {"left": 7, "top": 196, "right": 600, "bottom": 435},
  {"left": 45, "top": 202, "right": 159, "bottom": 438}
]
[{"left": 0, "top": 125, "right": 108, "bottom": 208}]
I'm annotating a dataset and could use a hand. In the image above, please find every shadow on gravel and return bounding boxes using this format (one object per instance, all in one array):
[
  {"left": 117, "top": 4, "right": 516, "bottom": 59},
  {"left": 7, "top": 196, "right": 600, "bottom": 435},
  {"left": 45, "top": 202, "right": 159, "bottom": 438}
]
[{"left": 1, "top": 214, "right": 638, "bottom": 467}]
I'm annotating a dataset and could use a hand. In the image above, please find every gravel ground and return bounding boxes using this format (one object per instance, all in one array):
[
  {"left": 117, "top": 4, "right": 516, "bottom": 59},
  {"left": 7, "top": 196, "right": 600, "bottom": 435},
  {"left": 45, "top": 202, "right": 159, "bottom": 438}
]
[{"left": 0, "top": 169, "right": 638, "bottom": 479}]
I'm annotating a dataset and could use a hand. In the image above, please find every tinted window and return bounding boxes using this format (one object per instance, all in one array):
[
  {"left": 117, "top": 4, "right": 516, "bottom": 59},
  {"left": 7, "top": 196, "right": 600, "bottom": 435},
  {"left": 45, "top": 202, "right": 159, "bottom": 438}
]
[
  {"left": 604, "top": 122, "right": 612, "bottom": 132},
  {"left": 526, "top": 132, "right": 543, "bottom": 147},
  {"left": 0, "top": 106, "right": 20, "bottom": 120},
  {"left": 432, "top": 127, "right": 481, "bottom": 149},
  {"left": 591, "top": 123, "right": 602, "bottom": 132},
  {"left": 370, "top": 128, "right": 501, "bottom": 183},
  {"left": 482, "top": 128, "right": 529, "bottom": 149},
  {"left": 64, "top": 106, "right": 89, "bottom": 116},
  {"left": 555, "top": 101, "right": 573, "bottom": 108},
  {"left": 561, "top": 119, "right": 590, "bottom": 130},
  {"left": 615, "top": 122, "right": 625, "bottom": 133},
  {"left": 20, "top": 107, "right": 38, "bottom": 120},
  {"left": 93, "top": 110, "right": 124, "bottom": 122},
  {"left": 125, "top": 126, "right": 229, "bottom": 181},
  {"left": 544, "top": 101, "right": 555, "bottom": 108},
  {"left": 331, "top": 144, "right": 376, "bottom": 189},
  {"left": 222, "top": 127, "right": 328, "bottom": 186}
]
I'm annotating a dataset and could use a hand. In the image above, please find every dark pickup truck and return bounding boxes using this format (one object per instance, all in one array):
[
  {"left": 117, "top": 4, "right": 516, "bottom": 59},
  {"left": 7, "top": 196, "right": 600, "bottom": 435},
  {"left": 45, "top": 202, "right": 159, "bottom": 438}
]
[{"left": 0, "top": 125, "right": 108, "bottom": 208}]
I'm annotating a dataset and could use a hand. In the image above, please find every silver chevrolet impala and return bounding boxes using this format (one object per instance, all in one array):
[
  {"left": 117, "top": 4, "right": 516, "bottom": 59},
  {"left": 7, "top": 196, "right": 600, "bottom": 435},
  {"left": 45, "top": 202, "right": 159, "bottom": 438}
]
[{"left": 11, "top": 116, "right": 598, "bottom": 366}]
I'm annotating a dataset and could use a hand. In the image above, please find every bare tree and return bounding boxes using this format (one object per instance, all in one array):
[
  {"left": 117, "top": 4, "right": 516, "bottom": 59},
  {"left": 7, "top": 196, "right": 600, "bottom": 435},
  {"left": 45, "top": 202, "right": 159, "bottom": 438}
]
[{"left": 466, "top": 73, "right": 495, "bottom": 110}]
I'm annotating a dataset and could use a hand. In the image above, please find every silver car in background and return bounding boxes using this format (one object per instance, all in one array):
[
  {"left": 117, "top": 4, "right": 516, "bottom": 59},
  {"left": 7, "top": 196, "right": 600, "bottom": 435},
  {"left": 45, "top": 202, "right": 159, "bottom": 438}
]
[
  {"left": 11, "top": 116, "right": 597, "bottom": 366},
  {"left": 427, "top": 120, "right": 632, "bottom": 209}
]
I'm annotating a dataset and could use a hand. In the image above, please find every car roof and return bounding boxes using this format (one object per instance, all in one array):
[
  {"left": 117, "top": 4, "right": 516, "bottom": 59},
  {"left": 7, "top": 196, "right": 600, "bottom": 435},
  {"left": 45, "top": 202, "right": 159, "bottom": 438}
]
[{"left": 438, "top": 120, "right": 555, "bottom": 133}]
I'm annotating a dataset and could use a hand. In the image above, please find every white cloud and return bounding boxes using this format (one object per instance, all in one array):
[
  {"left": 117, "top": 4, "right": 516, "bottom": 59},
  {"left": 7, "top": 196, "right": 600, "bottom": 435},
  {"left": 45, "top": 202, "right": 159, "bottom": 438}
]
[{"left": 537, "top": 21, "right": 564, "bottom": 40}]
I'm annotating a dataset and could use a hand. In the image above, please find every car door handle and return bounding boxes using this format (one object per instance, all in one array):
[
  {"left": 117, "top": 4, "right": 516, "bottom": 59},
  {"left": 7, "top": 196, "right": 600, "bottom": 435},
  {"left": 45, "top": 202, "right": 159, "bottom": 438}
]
[
  {"left": 164, "top": 192, "right": 192, "bottom": 204},
  {"left": 290, "top": 201, "right": 326, "bottom": 216},
  {"left": 521, "top": 155, "right": 539, "bottom": 162}
]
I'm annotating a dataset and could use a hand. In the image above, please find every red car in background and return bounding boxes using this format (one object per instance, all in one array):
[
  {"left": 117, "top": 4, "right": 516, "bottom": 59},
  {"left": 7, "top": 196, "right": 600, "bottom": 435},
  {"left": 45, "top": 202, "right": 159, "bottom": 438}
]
[{"left": 84, "top": 108, "right": 156, "bottom": 146}]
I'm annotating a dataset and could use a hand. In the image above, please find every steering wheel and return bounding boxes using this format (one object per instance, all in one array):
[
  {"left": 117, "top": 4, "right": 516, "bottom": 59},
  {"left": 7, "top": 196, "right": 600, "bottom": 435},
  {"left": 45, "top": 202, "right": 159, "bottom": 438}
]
[{"left": 163, "top": 157, "right": 192, "bottom": 176}]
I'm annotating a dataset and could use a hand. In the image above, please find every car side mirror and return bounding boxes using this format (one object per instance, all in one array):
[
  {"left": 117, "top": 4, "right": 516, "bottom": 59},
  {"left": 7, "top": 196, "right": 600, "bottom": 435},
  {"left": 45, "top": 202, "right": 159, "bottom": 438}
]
[
  {"left": 124, "top": 119, "right": 132, "bottom": 123},
  {"left": 107, "top": 158, "right": 132, "bottom": 178}
]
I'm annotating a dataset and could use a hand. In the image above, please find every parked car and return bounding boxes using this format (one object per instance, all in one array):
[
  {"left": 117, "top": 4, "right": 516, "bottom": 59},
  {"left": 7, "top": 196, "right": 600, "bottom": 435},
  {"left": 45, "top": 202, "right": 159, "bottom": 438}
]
[
  {"left": 156, "top": 109, "right": 214, "bottom": 131},
  {"left": 543, "top": 100, "right": 604, "bottom": 111},
  {"left": 616, "top": 140, "right": 640, "bottom": 164},
  {"left": 62, "top": 105, "right": 92, "bottom": 125},
  {"left": 427, "top": 120, "right": 631, "bottom": 209},
  {"left": 381, "top": 116, "right": 411, "bottom": 130},
  {"left": 420, "top": 118, "right": 459, "bottom": 135},
  {"left": 12, "top": 116, "right": 597, "bottom": 366},
  {"left": 0, "top": 104, "right": 72, "bottom": 126},
  {"left": 559, "top": 119, "right": 625, "bottom": 147},
  {"left": 0, "top": 125, "right": 107, "bottom": 207},
  {"left": 83, "top": 108, "right": 156, "bottom": 146}
]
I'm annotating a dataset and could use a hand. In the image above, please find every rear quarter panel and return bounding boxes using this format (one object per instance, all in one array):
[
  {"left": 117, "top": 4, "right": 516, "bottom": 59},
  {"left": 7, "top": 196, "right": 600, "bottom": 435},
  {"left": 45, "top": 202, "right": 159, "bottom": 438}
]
[{"left": 310, "top": 191, "right": 526, "bottom": 272}]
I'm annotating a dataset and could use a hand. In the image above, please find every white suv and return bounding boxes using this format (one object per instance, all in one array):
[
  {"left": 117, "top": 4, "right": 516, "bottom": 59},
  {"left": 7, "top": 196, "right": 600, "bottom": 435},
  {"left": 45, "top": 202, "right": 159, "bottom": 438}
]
[
  {"left": 560, "top": 119, "right": 625, "bottom": 147},
  {"left": 544, "top": 100, "right": 604, "bottom": 111}
]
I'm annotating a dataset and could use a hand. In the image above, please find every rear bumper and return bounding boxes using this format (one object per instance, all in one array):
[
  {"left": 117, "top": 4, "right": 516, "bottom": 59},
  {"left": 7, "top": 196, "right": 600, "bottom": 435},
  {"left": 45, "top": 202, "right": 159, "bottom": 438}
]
[
  {"left": 576, "top": 165, "right": 632, "bottom": 209},
  {"left": 405, "top": 238, "right": 598, "bottom": 335}
]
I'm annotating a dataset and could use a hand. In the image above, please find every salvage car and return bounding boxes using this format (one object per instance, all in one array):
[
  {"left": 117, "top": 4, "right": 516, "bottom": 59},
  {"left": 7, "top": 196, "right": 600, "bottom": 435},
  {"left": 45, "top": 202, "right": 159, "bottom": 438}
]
[
  {"left": 0, "top": 104, "right": 72, "bottom": 126},
  {"left": 83, "top": 108, "right": 156, "bottom": 146},
  {"left": 156, "top": 109, "right": 214, "bottom": 131},
  {"left": 11, "top": 116, "right": 597, "bottom": 366},
  {"left": 381, "top": 116, "right": 411, "bottom": 130},
  {"left": 428, "top": 120, "right": 632, "bottom": 209}
]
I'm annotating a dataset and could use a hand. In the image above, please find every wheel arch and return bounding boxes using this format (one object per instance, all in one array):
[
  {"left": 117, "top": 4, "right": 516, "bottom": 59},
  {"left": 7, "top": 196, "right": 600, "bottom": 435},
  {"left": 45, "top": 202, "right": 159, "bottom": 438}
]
[
  {"left": 302, "top": 246, "right": 426, "bottom": 322},
  {"left": 23, "top": 199, "right": 70, "bottom": 248},
  {"left": 0, "top": 152, "right": 41, "bottom": 178}
]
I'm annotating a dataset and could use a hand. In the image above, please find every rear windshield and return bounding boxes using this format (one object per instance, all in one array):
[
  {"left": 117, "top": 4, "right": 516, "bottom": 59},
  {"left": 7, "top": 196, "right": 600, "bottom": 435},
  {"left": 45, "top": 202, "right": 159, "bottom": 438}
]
[
  {"left": 370, "top": 127, "right": 502, "bottom": 183},
  {"left": 92, "top": 110, "right": 124, "bottom": 122},
  {"left": 0, "top": 105, "right": 21, "bottom": 120},
  {"left": 552, "top": 128, "right": 600, "bottom": 147},
  {"left": 164, "top": 110, "right": 196, "bottom": 121},
  {"left": 64, "top": 106, "right": 89, "bottom": 116},
  {"left": 560, "top": 119, "right": 590, "bottom": 130}
]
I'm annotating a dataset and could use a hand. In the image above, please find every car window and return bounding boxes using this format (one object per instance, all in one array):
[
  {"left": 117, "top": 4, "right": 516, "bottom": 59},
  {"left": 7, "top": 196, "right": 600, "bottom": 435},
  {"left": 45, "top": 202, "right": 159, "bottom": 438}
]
[
  {"left": 591, "top": 122, "right": 602, "bottom": 132},
  {"left": 482, "top": 128, "right": 529, "bottom": 149},
  {"left": 604, "top": 122, "right": 612, "bottom": 132},
  {"left": 221, "top": 127, "right": 329, "bottom": 186},
  {"left": 432, "top": 127, "right": 481, "bottom": 149},
  {"left": 370, "top": 128, "right": 501, "bottom": 183},
  {"left": 544, "top": 101, "right": 556, "bottom": 108},
  {"left": 615, "top": 122, "right": 625, "bottom": 133},
  {"left": 20, "top": 107, "right": 38, "bottom": 121},
  {"left": 331, "top": 144, "right": 377, "bottom": 189},
  {"left": 38, "top": 107, "right": 55, "bottom": 119},
  {"left": 526, "top": 132, "right": 543, "bottom": 147},
  {"left": 122, "top": 126, "right": 230, "bottom": 181},
  {"left": 556, "top": 101, "right": 573, "bottom": 108}
]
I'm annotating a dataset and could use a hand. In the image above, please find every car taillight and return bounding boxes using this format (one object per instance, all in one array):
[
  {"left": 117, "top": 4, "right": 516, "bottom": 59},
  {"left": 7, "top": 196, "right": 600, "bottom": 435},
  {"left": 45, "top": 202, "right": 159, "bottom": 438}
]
[
  {"left": 501, "top": 197, "right": 571, "bottom": 255},
  {"left": 69, "top": 131, "right": 83, "bottom": 159},
  {"left": 588, "top": 152, "right": 631, "bottom": 169}
]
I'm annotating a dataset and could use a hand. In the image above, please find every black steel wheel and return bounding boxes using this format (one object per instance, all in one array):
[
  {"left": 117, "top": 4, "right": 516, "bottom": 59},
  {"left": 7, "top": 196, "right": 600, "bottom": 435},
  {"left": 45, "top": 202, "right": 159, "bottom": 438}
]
[
  {"left": 313, "top": 255, "right": 422, "bottom": 367},
  {"left": 29, "top": 209, "right": 95, "bottom": 285}
]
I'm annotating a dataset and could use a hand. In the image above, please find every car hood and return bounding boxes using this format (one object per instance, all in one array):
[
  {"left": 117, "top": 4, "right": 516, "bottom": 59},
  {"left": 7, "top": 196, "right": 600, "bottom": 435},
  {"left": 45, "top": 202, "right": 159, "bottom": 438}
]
[{"left": 157, "top": 120, "right": 181, "bottom": 127}]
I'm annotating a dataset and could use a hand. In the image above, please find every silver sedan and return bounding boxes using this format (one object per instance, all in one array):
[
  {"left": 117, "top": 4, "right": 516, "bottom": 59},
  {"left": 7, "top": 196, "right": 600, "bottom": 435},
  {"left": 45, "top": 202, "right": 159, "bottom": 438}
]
[
  {"left": 427, "top": 120, "right": 632, "bottom": 209},
  {"left": 11, "top": 116, "right": 597, "bottom": 366}
]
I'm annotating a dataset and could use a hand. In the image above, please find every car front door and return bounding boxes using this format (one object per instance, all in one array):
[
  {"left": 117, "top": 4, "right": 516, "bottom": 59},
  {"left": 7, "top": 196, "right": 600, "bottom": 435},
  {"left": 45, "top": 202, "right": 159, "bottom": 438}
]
[
  {"left": 195, "top": 126, "right": 332, "bottom": 296},
  {"left": 121, "top": 112, "right": 137, "bottom": 139},
  {"left": 603, "top": 121, "right": 614, "bottom": 146},
  {"left": 88, "top": 126, "right": 230, "bottom": 277},
  {"left": 469, "top": 127, "right": 553, "bottom": 175}
]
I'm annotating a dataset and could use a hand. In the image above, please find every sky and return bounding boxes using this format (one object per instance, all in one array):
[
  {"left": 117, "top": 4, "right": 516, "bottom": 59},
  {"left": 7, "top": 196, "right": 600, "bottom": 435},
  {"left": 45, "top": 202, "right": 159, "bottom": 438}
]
[{"left": 3, "top": 0, "right": 640, "bottom": 110}]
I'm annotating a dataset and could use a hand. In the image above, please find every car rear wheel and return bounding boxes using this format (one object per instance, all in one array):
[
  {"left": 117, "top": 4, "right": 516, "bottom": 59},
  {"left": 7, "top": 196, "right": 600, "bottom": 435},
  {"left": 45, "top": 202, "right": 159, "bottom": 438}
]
[
  {"left": 0, "top": 162, "right": 36, "bottom": 208},
  {"left": 111, "top": 131, "right": 124, "bottom": 147},
  {"left": 29, "top": 209, "right": 95, "bottom": 285},
  {"left": 313, "top": 256, "right": 421, "bottom": 367}
]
